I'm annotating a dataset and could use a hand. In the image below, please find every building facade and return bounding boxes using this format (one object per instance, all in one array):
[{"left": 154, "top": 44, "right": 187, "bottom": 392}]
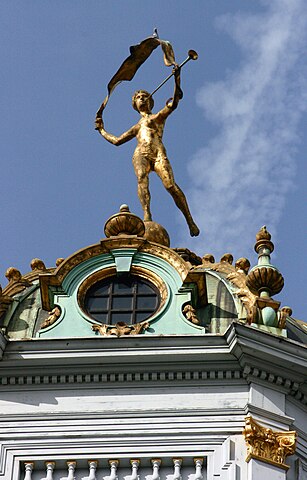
[{"left": 0, "top": 206, "right": 306, "bottom": 479}]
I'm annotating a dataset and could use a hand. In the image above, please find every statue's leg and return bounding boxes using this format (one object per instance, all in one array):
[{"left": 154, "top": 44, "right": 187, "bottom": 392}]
[
  {"left": 133, "top": 153, "right": 152, "bottom": 222},
  {"left": 154, "top": 156, "right": 200, "bottom": 237}
]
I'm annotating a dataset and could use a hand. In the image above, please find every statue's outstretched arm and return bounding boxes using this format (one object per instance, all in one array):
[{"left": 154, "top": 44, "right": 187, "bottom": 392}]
[
  {"left": 156, "top": 66, "right": 183, "bottom": 121},
  {"left": 95, "top": 117, "right": 137, "bottom": 146}
]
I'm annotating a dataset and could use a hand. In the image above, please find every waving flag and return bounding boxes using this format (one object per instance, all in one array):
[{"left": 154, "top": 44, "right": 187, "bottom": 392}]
[{"left": 96, "top": 32, "right": 176, "bottom": 116}]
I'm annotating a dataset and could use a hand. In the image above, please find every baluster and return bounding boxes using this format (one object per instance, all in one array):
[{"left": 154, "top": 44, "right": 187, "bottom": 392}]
[
  {"left": 45, "top": 461, "right": 55, "bottom": 480},
  {"left": 109, "top": 459, "right": 119, "bottom": 480},
  {"left": 67, "top": 461, "right": 76, "bottom": 480},
  {"left": 172, "top": 459, "right": 182, "bottom": 480},
  {"left": 130, "top": 459, "right": 140, "bottom": 480},
  {"left": 88, "top": 460, "right": 98, "bottom": 480},
  {"left": 151, "top": 459, "right": 161, "bottom": 480},
  {"left": 193, "top": 459, "right": 203, "bottom": 480},
  {"left": 24, "top": 462, "right": 34, "bottom": 480}
]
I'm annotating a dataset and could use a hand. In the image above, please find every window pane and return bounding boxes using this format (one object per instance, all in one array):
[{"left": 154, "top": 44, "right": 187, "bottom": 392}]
[
  {"left": 110, "top": 312, "right": 133, "bottom": 324},
  {"left": 137, "top": 283, "right": 154, "bottom": 294},
  {"left": 91, "top": 313, "right": 107, "bottom": 323},
  {"left": 136, "top": 312, "right": 150, "bottom": 323},
  {"left": 87, "top": 296, "right": 108, "bottom": 311},
  {"left": 137, "top": 296, "right": 157, "bottom": 310},
  {"left": 113, "top": 280, "right": 133, "bottom": 294},
  {"left": 92, "top": 284, "right": 109, "bottom": 296},
  {"left": 112, "top": 296, "right": 133, "bottom": 310}
]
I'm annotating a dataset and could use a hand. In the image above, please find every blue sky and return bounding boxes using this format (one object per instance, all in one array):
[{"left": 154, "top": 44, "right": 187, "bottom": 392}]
[{"left": 0, "top": 0, "right": 306, "bottom": 320}]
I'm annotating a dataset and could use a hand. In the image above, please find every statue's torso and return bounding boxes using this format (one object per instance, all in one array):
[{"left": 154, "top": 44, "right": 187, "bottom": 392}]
[{"left": 135, "top": 114, "right": 167, "bottom": 159}]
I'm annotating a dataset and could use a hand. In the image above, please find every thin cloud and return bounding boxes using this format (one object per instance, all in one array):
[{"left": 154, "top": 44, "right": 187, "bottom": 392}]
[{"left": 184, "top": 0, "right": 307, "bottom": 259}]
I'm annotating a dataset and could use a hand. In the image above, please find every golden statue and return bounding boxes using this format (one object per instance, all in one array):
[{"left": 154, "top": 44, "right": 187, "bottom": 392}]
[{"left": 95, "top": 35, "right": 200, "bottom": 237}]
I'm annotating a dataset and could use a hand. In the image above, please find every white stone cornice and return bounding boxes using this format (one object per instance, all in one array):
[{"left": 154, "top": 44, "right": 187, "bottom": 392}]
[
  {"left": 0, "top": 367, "right": 244, "bottom": 389},
  {"left": 245, "top": 404, "right": 295, "bottom": 428},
  {"left": 1, "top": 323, "right": 306, "bottom": 405}
]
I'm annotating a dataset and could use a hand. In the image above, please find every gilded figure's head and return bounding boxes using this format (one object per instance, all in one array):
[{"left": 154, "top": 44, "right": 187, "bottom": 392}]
[{"left": 132, "top": 90, "right": 154, "bottom": 112}]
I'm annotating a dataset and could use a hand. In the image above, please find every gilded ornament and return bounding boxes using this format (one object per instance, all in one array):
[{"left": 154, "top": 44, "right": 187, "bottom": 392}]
[
  {"left": 3, "top": 267, "right": 32, "bottom": 298},
  {"left": 30, "top": 258, "right": 47, "bottom": 271},
  {"left": 56, "top": 258, "right": 65, "bottom": 267},
  {"left": 277, "top": 306, "right": 293, "bottom": 329},
  {"left": 104, "top": 205, "right": 145, "bottom": 238},
  {"left": 182, "top": 304, "right": 200, "bottom": 325},
  {"left": 243, "top": 416, "right": 296, "bottom": 470},
  {"left": 144, "top": 221, "right": 170, "bottom": 247},
  {"left": 220, "top": 253, "right": 233, "bottom": 264},
  {"left": 40, "top": 306, "right": 61, "bottom": 329},
  {"left": 95, "top": 36, "right": 199, "bottom": 237},
  {"left": 246, "top": 227, "right": 284, "bottom": 327},
  {"left": 246, "top": 267, "right": 284, "bottom": 297},
  {"left": 235, "top": 257, "right": 250, "bottom": 274},
  {"left": 92, "top": 320, "right": 149, "bottom": 337},
  {"left": 201, "top": 254, "right": 215, "bottom": 266}
]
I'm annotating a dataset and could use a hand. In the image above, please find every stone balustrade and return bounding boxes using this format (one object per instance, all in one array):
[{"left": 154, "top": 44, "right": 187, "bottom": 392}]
[{"left": 22, "top": 457, "right": 205, "bottom": 480}]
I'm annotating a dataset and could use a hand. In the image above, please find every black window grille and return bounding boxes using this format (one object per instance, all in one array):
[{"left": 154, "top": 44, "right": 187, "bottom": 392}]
[{"left": 84, "top": 274, "right": 159, "bottom": 325}]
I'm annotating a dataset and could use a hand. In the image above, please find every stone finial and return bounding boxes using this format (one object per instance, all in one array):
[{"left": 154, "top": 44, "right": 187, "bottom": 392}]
[
  {"left": 256, "top": 225, "right": 271, "bottom": 241},
  {"left": 246, "top": 227, "right": 284, "bottom": 297},
  {"left": 246, "top": 227, "right": 284, "bottom": 327},
  {"left": 202, "top": 254, "right": 215, "bottom": 264},
  {"left": 30, "top": 258, "right": 46, "bottom": 271},
  {"left": 254, "top": 225, "right": 274, "bottom": 254},
  {"left": 104, "top": 205, "right": 145, "bottom": 238},
  {"left": 5, "top": 267, "right": 22, "bottom": 283},
  {"left": 220, "top": 253, "right": 233, "bottom": 264},
  {"left": 235, "top": 257, "right": 250, "bottom": 274}
]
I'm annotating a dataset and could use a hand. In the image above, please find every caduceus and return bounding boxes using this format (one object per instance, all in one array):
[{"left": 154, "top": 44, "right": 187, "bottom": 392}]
[{"left": 95, "top": 31, "right": 199, "bottom": 237}]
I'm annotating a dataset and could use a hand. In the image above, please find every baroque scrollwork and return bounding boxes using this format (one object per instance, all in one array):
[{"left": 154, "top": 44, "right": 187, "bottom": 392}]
[
  {"left": 243, "top": 416, "right": 296, "bottom": 470},
  {"left": 92, "top": 320, "right": 150, "bottom": 337}
]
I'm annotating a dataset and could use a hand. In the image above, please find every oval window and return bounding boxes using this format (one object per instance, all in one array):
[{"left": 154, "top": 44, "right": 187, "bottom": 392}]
[{"left": 84, "top": 274, "right": 159, "bottom": 325}]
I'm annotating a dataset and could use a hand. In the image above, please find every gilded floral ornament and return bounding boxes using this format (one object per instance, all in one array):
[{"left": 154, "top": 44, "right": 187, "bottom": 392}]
[
  {"left": 243, "top": 416, "right": 296, "bottom": 470},
  {"left": 92, "top": 320, "right": 150, "bottom": 337}
]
